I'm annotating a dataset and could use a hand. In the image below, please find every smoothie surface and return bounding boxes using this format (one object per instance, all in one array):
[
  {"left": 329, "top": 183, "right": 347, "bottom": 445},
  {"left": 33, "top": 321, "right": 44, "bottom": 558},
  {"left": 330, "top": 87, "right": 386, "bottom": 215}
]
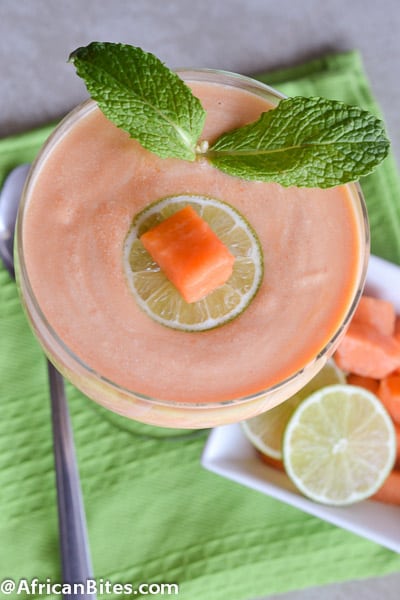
[{"left": 23, "top": 81, "right": 363, "bottom": 403}]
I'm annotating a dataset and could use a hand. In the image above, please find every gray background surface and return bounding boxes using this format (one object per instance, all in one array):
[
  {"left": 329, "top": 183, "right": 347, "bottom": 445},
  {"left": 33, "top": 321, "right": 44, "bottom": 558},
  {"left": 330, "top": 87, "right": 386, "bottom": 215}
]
[{"left": 1, "top": 1, "right": 399, "bottom": 598}]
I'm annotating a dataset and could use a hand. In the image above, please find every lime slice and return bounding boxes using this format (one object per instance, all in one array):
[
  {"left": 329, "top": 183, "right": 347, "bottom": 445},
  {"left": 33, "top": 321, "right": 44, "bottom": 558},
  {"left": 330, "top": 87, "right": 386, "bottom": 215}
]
[
  {"left": 123, "top": 195, "right": 263, "bottom": 331},
  {"left": 241, "top": 360, "right": 345, "bottom": 460},
  {"left": 282, "top": 384, "right": 396, "bottom": 506}
]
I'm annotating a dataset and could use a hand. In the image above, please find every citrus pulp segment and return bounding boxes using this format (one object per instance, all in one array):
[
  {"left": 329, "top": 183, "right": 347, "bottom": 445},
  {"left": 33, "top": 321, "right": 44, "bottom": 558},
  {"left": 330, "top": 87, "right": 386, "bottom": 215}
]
[
  {"left": 123, "top": 195, "right": 263, "bottom": 331},
  {"left": 241, "top": 360, "right": 345, "bottom": 459},
  {"left": 282, "top": 384, "right": 396, "bottom": 506}
]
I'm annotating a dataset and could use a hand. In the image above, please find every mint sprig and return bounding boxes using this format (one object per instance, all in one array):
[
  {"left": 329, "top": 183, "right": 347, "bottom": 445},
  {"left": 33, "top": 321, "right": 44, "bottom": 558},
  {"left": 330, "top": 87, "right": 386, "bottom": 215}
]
[
  {"left": 208, "top": 96, "right": 390, "bottom": 188},
  {"left": 69, "top": 42, "right": 206, "bottom": 161},
  {"left": 69, "top": 43, "right": 390, "bottom": 188}
]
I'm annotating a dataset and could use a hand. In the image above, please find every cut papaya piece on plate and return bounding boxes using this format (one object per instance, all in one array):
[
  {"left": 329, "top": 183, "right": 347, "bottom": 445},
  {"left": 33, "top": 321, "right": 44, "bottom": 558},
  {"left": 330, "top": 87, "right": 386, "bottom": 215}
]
[
  {"left": 372, "top": 469, "right": 400, "bottom": 505},
  {"left": 396, "top": 425, "right": 400, "bottom": 469},
  {"left": 335, "top": 321, "right": 400, "bottom": 379},
  {"left": 395, "top": 316, "right": 400, "bottom": 343},
  {"left": 353, "top": 295, "right": 396, "bottom": 336},
  {"left": 256, "top": 451, "right": 285, "bottom": 471},
  {"left": 378, "top": 374, "right": 400, "bottom": 425},
  {"left": 346, "top": 373, "right": 380, "bottom": 394}
]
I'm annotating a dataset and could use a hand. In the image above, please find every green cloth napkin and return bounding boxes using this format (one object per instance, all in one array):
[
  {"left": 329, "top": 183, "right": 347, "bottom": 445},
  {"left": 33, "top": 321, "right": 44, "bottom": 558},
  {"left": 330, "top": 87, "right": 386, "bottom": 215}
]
[{"left": 1, "top": 50, "right": 400, "bottom": 600}]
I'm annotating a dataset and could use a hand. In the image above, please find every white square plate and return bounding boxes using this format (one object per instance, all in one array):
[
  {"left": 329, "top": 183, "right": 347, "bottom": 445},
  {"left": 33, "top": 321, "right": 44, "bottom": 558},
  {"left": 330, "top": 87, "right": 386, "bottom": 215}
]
[{"left": 201, "top": 255, "right": 400, "bottom": 553}]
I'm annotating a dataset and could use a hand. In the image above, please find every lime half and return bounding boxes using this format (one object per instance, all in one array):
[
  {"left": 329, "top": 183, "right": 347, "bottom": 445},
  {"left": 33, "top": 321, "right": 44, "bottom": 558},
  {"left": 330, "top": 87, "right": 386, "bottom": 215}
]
[
  {"left": 282, "top": 384, "right": 396, "bottom": 506},
  {"left": 123, "top": 195, "right": 263, "bottom": 331},
  {"left": 241, "top": 360, "right": 345, "bottom": 460}
]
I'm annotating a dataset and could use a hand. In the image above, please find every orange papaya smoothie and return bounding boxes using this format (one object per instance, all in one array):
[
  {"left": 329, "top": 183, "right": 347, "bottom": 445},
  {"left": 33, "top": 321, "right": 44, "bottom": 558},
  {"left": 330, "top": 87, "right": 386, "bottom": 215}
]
[{"left": 17, "top": 70, "right": 368, "bottom": 427}]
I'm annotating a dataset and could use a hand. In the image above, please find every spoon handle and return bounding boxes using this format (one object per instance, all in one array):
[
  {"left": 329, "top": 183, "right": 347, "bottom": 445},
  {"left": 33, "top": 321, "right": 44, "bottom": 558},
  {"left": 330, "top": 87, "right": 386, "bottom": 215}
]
[{"left": 48, "top": 360, "right": 96, "bottom": 599}]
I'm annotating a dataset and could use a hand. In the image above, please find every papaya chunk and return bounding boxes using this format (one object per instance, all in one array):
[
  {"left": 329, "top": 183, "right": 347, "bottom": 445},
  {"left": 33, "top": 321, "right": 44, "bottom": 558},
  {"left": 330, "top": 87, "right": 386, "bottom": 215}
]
[
  {"left": 396, "top": 425, "right": 400, "bottom": 469},
  {"left": 346, "top": 373, "right": 379, "bottom": 395},
  {"left": 256, "top": 451, "right": 285, "bottom": 472},
  {"left": 395, "top": 316, "right": 400, "bottom": 343},
  {"left": 140, "top": 206, "right": 235, "bottom": 303},
  {"left": 353, "top": 295, "right": 396, "bottom": 336},
  {"left": 335, "top": 321, "right": 400, "bottom": 379},
  {"left": 378, "top": 374, "right": 400, "bottom": 425},
  {"left": 372, "top": 469, "right": 400, "bottom": 505}
]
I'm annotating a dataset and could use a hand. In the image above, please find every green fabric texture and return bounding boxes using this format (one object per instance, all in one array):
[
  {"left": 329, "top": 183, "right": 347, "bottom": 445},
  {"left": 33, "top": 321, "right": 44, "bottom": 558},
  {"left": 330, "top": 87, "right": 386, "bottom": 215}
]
[{"left": 1, "top": 50, "right": 400, "bottom": 600}]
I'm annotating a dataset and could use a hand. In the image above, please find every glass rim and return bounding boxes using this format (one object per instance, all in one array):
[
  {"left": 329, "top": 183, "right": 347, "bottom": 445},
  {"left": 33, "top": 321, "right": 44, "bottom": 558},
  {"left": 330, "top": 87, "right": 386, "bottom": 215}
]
[{"left": 16, "top": 68, "right": 370, "bottom": 411}]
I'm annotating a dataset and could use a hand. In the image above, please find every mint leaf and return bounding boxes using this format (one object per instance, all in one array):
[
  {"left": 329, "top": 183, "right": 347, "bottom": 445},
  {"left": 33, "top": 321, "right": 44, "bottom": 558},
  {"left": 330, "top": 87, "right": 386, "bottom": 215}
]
[
  {"left": 207, "top": 96, "right": 390, "bottom": 188},
  {"left": 69, "top": 42, "right": 206, "bottom": 161}
]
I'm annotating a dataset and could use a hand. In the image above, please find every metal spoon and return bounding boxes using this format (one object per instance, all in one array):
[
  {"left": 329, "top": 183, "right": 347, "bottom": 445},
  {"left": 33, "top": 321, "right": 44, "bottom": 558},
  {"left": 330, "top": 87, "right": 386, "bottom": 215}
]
[{"left": 0, "top": 164, "right": 96, "bottom": 599}]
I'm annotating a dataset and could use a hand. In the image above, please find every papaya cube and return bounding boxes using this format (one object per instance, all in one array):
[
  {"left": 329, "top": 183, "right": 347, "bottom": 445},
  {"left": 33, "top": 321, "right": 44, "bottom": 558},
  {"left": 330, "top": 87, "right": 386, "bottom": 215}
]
[
  {"left": 395, "top": 316, "right": 400, "bottom": 343},
  {"left": 378, "top": 374, "right": 400, "bottom": 425},
  {"left": 353, "top": 295, "right": 396, "bottom": 336},
  {"left": 140, "top": 206, "right": 235, "bottom": 303},
  {"left": 346, "top": 373, "right": 380, "bottom": 395},
  {"left": 335, "top": 321, "right": 400, "bottom": 379}
]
